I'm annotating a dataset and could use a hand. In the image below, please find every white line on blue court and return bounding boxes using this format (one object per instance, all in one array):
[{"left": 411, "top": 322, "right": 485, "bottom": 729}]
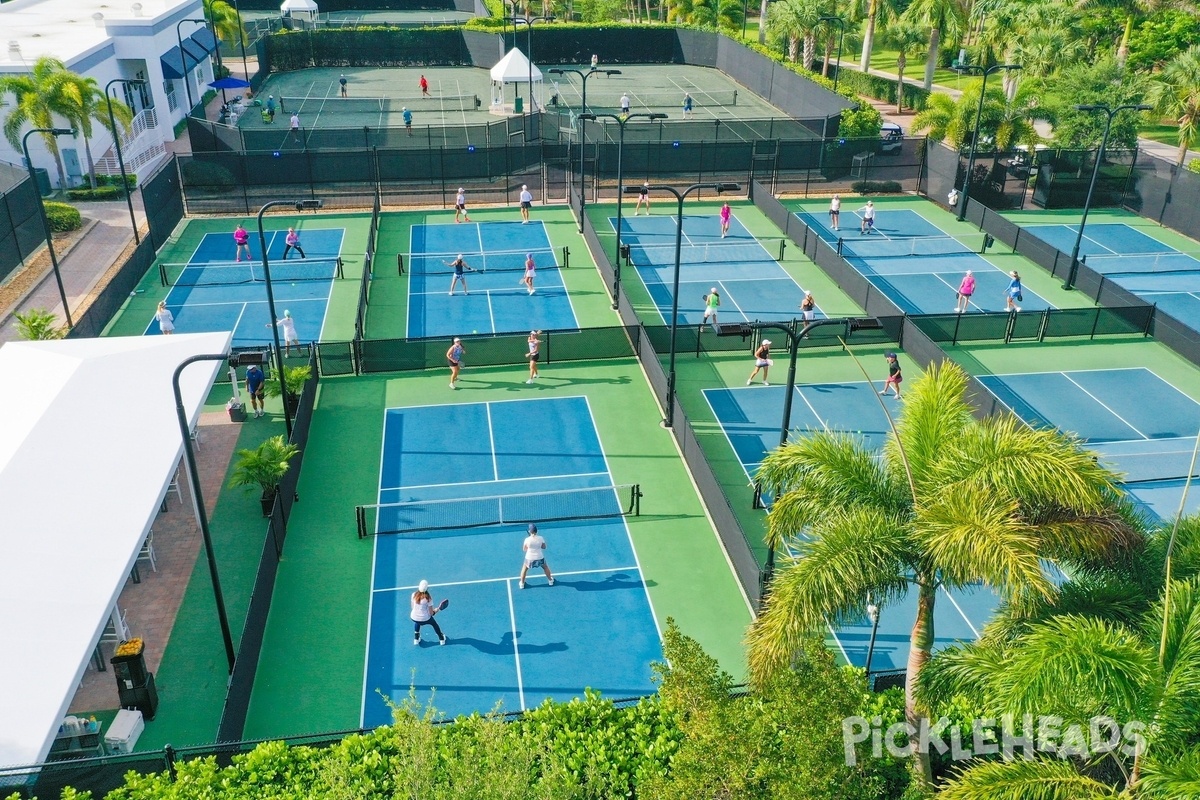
[
  {"left": 826, "top": 622, "right": 852, "bottom": 664},
  {"left": 793, "top": 384, "right": 825, "bottom": 425},
  {"left": 386, "top": 393, "right": 592, "bottom": 415},
  {"left": 1061, "top": 373, "right": 1149, "bottom": 439},
  {"left": 938, "top": 585, "right": 982, "bottom": 638},
  {"left": 715, "top": 279, "right": 749, "bottom": 322},
  {"left": 485, "top": 402, "right": 499, "bottom": 480},
  {"left": 486, "top": 291, "right": 496, "bottom": 332},
  {"left": 375, "top": 566, "right": 642, "bottom": 593},
  {"left": 506, "top": 578, "right": 526, "bottom": 711},
  {"left": 378, "top": 471, "right": 612, "bottom": 494}
]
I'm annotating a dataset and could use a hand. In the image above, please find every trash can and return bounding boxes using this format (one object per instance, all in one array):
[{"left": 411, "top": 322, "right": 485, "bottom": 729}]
[
  {"left": 33, "top": 167, "right": 51, "bottom": 196},
  {"left": 514, "top": 96, "right": 523, "bottom": 114}
]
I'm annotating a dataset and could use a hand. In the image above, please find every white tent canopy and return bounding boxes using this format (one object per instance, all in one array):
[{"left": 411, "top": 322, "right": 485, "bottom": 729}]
[
  {"left": 0, "top": 332, "right": 231, "bottom": 771},
  {"left": 489, "top": 47, "right": 544, "bottom": 110}
]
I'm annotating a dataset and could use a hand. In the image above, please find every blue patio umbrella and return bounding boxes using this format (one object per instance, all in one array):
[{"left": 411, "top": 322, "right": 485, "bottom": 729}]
[{"left": 208, "top": 76, "right": 252, "bottom": 90}]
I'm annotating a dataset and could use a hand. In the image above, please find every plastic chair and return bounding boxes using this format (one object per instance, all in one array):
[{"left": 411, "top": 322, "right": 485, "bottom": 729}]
[{"left": 137, "top": 530, "right": 157, "bottom": 573}]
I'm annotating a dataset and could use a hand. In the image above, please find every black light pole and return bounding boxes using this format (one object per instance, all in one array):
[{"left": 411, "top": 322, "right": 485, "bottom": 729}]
[
  {"left": 950, "top": 62, "right": 1021, "bottom": 222},
  {"left": 624, "top": 182, "right": 740, "bottom": 427},
  {"left": 1063, "top": 102, "right": 1152, "bottom": 290},
  {"left": 509, "top": 15, "right": 553, "bottom": 134},
  {"left": 173, "top": 351, "right": 261, "bottom": 672},
  {"left": 256, "top": 199, "right": 323, "bottom": 439},
  {"left": 741, "top": 0, "right": 749, "bottom": 40},
  {"left": 105, "top": 78, "right": 144, "bottom": 245},
  {"left": 819, "top": 16, "right": 846, "bottom": 92},
  {"left": 582, "top": 112, "right": 665, "bottom": 308},
  {"left": 176, "top": 18, "right": 207, "bottom": 113},
  {"left": 231, "top": 0, "right": 250, "bottom": 80},
  {"left": 21, "top": 127, "right": 76, "bottom": 328},
  {"left": 549, "top": 67, "right": 621, "bottom": 231},
  {"left": 864, "top": 598, "right": 881, "bottom": 677}
]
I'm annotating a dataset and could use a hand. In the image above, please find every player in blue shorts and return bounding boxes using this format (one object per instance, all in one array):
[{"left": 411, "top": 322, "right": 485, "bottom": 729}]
[{"left": 859, "top": 200, "right": 876, "bottom": 234}]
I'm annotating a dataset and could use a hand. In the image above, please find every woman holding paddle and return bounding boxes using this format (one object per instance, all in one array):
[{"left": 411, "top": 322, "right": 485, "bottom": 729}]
[{"left": 411, "top": 580, "right": 448, "bottom": 646}]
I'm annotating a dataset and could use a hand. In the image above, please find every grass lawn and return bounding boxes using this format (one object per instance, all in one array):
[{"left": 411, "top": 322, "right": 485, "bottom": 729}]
[
  {"left": 1139, "top": 121, "right": 1181, "bottom": 147},
  {"left": 864, "top": 46, "right": 983, "bottom": 91}
]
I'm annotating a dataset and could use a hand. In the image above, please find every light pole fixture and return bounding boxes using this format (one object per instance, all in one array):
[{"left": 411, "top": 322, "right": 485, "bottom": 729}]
[
  {"left": 508, "top": 15, "right": 553, "bottom": 135},
  {"left": 105, "top": 78, "right": 145, "bottom": 246},
  {"left": 21, "top": 127, "right": 76, "bottom": 328},
  {"left": 581, "top": 111, "right": 665, "bottom": 308},
  {"left": 950, "top": 62, "right": 1021, "bottom": 222},
  {"left": 256, "top": 198, "right": 323, "bottom": 439},
  {"left": 1063, "top": 102, "right": 1151, "bottom": 290},
  {"left": 864, "top": 598, "right": 881, "bottom": 677},
  {"left": 176, "top": 17, "right": 208, "bottom": 113},
  {"left": 173, "top": 350, "right": 266, "bottom": 672},
  {"left": 231, "top": 0, "right": 250, "bottom": 80},
  {"left": 819, "top": 16, "right": 846, "bottom": 92},
  {"left": 624, "top": 182, "right": 740, "bottom": 427},
  {"left": 550, "top": 67, "right": 622, "bottom": 231}
]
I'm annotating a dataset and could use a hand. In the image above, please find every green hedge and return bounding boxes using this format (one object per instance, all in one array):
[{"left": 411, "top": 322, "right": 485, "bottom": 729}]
[
  {"left": 851, "top": 179, "right": 904, "bottom": 193},
  {"left": 812, "top": 58, "right": 930, "bottom": 111},
  {"left": 66, "top": 186, "right": 125, "bottom": 201},
  {"left": 43, "top": 202, "right": 82, "bottom": 232},
  {"left": 94, "top": 173, "right": 137, "bottom": 189},
  {"left": 264, "top": 27, "right": 470, "bottom": 70}
]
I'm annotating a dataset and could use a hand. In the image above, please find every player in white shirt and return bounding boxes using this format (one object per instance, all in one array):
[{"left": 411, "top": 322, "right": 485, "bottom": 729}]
[
  {"left": 274, "top": 309, "right": 299, "bottom": 355},
  {"left": 519, "top": 184, "right": 534, "bottom": 223},
  {"left": 519, "top": 523, "right": 554, "bottom": 589},
  {"left": 859, "top": 200, "right": 876, "bottom": 234}
]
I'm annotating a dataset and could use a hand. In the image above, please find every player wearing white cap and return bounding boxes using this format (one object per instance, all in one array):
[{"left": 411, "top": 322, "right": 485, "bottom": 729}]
[
  {"left": 519, "top": 524, "right": 554, "bottom": 589},
  {"left": 703, "top": 287, "right": 721, "bottom": 333},
  {"left": 519, "top": 184, "right": 534, "bottom": 223},
  {"left": 410, "top": 579, "right": 447, "bottom": 645},
  {"left": 454, "top": 188, "right": 470, "bottom": 223},
  {"left": 747, "top": 338, "right": 773, "bottom": 386}
]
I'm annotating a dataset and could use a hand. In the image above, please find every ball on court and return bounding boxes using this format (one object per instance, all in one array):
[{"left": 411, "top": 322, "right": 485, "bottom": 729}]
[{"left": 472, "top": 329, "right": 478, "bottom": 334}]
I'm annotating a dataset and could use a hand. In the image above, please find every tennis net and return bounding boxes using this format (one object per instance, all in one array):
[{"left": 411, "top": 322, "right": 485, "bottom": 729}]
[
  {"left": 161, "top": 257, "right": 344, "bottom": 287},
  {"left": 1091, "top": 438, "right": 1200, "bottom": 484},
  {"left": 625, "top": 238, "right": 785, "bottom": 267},
  {"left": 404, "top": 247, "right": 559, "bottom": 274},
  {"left": 280, "top": 94, "right": 480, "bottom": 114},
  {"left": 563, "top": 89, "right": 738, "bottom": 109},
  {"left": 356, "top": 483, "right": 642, "bottom": 538},
  {"left": 1081, "top": 251, "right": 1200, "bottom": 275},
  {"left": 839, "top": 233, "right": 989, "bottom": 260}
]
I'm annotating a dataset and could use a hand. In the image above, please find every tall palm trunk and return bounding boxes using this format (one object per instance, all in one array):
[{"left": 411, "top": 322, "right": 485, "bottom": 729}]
[
  {"left": 1116, "top": 14, "right": 1133, "bottom": 66},
  {"left": 860, "top": 0, "right": 878, "bottom": 71},
  {"left": 789, "top": 35, "right": 800, "bottom": 62},
  {"left": 897, "top": 53, "right": 907, "bottom": 113},
  {"left": 759, "top": 0, "right": 770, "bottom": 42},
  {"left": 803, "top": 33, "right": 816, "bottom": 71},
  {"left": 82, "top": 135, "right": 96, "bottom": 189},
  {"left": 906, "top": 579, "right": 936, "bottom": 789},
  {"left": 822, "top": 33, "right": 833, "bottom": 76},
  {"left": 1178, "top": 138, "right": 1191, "bottom": 166},
  {"left": 924, "top": 26, "right": 941, "bottom": 90}
]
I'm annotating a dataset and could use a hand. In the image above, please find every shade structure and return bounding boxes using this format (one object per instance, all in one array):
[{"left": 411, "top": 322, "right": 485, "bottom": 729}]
[{"left": 209, "top": 76, "right": 252, "bottom": 90}]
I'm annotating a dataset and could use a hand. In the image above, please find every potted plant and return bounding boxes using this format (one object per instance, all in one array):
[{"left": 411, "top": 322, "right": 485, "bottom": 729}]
[
  {"left": 264, "top": 365, "right": 311, "bottom": 416},
  {"left": 228, "top": 435, "right": 300, "bottom": 516}
]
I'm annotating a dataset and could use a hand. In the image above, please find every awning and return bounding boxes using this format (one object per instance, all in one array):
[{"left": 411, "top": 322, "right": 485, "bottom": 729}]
[
  {"left": 190, "top": 27, "right": 218, "bottom": 54},
  {"left": 159, "top": 38, "right": 207, "bottom": 80}
]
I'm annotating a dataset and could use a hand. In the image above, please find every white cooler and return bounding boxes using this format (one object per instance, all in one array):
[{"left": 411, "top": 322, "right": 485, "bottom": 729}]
[{"left": 104, "top": 709, "right": 145, "bottom": 754}]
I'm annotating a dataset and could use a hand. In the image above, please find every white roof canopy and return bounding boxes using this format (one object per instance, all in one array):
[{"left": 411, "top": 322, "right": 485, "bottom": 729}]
[
  {"left": 490, "top": 48, "right": 542, "bottom": 83},
  {"left": 0, "top": 332, "right": 231, "bottom": 770}
]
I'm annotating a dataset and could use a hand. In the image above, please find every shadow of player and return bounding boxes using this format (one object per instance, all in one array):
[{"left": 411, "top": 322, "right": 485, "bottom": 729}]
[{"left": 447, "top": 631, "right": 568, "bottom": 655}]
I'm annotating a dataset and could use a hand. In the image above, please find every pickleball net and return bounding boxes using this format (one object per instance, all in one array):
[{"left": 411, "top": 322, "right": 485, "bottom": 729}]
[
  {"left": 624, "top": 238, "right": 785, "bottom": 267},
  {"left": 563, "top": 89, "right": 738, "bottom": 109},
  {"left": 356, "top": 483, "right": 642, "bottom": 538},
  {"left": 401, "top": 247, "right": 560, "bottom": 274},
  {"left": 280, "top": 94, "right": 480, "bottom": 114},
  {"left": 160, "top": 257, "right": 344, "bottom": 287},
  {"left": 1090, "top": 438, "right": 1200, "bottom": 484},
  {"left": 838, "top": 232, "right": 990, "bottom": 260}
]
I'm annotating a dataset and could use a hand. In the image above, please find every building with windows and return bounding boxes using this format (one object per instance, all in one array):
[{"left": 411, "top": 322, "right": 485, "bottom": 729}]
[{"left": 0, "top": 0, "right": 216, "bottom": 187}]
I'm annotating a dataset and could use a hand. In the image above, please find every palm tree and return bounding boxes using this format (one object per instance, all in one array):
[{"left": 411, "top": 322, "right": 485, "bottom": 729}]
[
  {"left": 1075, "top": 0, "right": 1196, "bottom": 68},
  {"left": 0, "top": 57, "right": 78, "bottom": 191},
  {"left": 911, "top": 91, "right": 963, "bottom": 143},
  {"left": 59, "top": 73, "right": 133, "bottom": 190},
  {"left": 766, "top": 0, "right": 825, "bottom": 69},
  {"left": 994, "top": 84, "right": 1051, "bottom": 149},
  {"left": 854, "top": 0, "right": 903, "bottom": 71},
  {"left": 901, "top": 0, "right": 967, "bottom": 90},
  {"left": 204, "top": 0, "right": 245, "bottom": 49},
  {"left": 747, "top": 361, "right": 1136, "bottom": 789},
  {"left": 884, "top": 21, "right": 927, "bottom": 112},
  {"left": 14, "top": 308, "right": 65, "bottom": 340},
  {"left": 1146, "top": 45, "right": 1200, "bottom": 166}
]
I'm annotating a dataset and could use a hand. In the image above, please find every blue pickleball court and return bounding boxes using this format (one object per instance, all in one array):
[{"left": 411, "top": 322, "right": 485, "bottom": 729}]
[
  {"left": 702, "top": 380, "right": 999, "bottom": 673},
  {"left": 361, "top": 396, "right": 660, "bottom": 725},
  {"left": 406, "top": 222, "right": 579, "bottom": 339},
  {"left": 617, "top": 213, "right": 823, "bottom": 327},
  {"left": 144, "top": 227, "right": 344, "bottom": 346},
  {"left": 798, "top": 208, "right": 1052, "bottom": 315}
]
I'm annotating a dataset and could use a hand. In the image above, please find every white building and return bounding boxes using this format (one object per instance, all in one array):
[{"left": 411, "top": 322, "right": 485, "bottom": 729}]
[{"left": 0, "top": 0, "right": 217, "bottom": 187}]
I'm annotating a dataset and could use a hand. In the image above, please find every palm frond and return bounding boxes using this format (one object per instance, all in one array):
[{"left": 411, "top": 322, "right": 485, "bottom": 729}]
[
  {"left": 1140, "top": 746, "right": 1200, "bottom": 798},
  {"left": 938, "top": 757, "right": 1124, "bottom": 800},
  {"left": 886, "top": 360, "right": 974, "bottom": 497}
]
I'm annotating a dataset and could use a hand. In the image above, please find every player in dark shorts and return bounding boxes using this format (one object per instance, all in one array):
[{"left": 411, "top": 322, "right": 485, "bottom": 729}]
[
  {"left": 245, "top": 363, "right": 266, "bottom": 418},
  {"left": 634, "top": 182, "right": 650, "bottom": 215},
  {"left": 445, "top": 254, "right": 473, "bottom": 295},
  {"left": 446, "top": 337, "right": 465, "bottom": 389},
  {"left": 880, "top": 352, "right": 902, "bottom": 398}
]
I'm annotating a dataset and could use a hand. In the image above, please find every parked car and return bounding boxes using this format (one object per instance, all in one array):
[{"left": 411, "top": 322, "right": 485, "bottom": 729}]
[{"left": 880, "top": 122, "right": 904, "bottom": 154}]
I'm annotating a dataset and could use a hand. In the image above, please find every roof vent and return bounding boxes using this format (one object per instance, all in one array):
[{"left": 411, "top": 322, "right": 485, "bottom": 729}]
[
  {"left": 93, "top": 12, "right": 105, "bottom": 25},
  {"left": 131, "top": 2, "right": 143, "bottom": 15},
  {"left": 7, "top": 41, "right": 20, "bottom": 61}
]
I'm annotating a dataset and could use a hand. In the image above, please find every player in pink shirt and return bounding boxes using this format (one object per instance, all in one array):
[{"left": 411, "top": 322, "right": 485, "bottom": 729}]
[
  {"left": 956, "top": 270, "right": 976, "bottom": 313},
  {"left": 233, "top": 223, "right": 250, "bottom": 262},
  {"left": 719, "top": 203, "right": 732, "bottom": 238}
]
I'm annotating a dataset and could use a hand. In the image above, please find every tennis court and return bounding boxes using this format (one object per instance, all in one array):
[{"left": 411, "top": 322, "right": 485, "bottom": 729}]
[
  {"left": 702, "top": 379, "right": 999, "bottom": 671},
  {"left": 798, "top": 208, "right": 1052, "bottom": 315},
  {"left": 978, "top": 367, "right": 1200, "bottom": 522},
  {"left": 361, "top": 396, "right": 660, "bottom": 723},
  {"left": 144, "top": 227, "right": 344, "bottom": 346},
  {"left": 618, "top": 213, "right": 819, "bottom": 327},
  {"left": 406, "top": 221, "right": 577, "bottom": 339}
]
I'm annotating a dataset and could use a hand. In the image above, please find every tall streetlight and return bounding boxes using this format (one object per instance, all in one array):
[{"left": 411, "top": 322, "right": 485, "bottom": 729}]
[
  {"left": 581, "top": 111, "right": 666, "bottom": 308},
  {"left": 549, "top": 66, "right": 622, "bottom": 231},
  {"left": 256, "top": 199, "right": 323, "bottom": 439},
  {"left": 819, "top": 16, "right": 846, "bottom": 92},
  {"left": 230, "top": 0, "right": 250, "bottom": 80},
  {"left": 864, "top": 598, "right": 881, "bottom": 677},
  {"left": 623, "top": 182, "right": 740, "bottom": 427},
  {"left": 105, "top": 78, "right": 145, "bottom": 246},
  {"left": 172, "top": 351, "right": 263, "bottom": 673},
  {"left": 1063, "top": 102, "right": 1151, "bottom": 290},
  {"left": 22, "top": 127, "right": 76, "bottom": 328},
  {"left": 508, "top": 15, "right": 553, "bottom": 136},
  {"left": 950, "top": 62, "right": 1021, "bottom": 222},
  {"left": 176, "top": 18, "right": 208, "bottom": 113}
]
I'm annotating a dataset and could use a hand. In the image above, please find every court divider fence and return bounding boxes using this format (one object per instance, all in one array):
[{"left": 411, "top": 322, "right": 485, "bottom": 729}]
[
  {"left": 65, "top": 237, "right": 157, "bottom": 339},
  {"left": 0, "top": 162, "right": 46, "bottom": 286}
]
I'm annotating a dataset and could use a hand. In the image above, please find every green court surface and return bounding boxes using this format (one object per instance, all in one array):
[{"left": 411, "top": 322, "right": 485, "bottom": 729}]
[{"left": 242, "top": 360, "right": 753, "bottom": 738}]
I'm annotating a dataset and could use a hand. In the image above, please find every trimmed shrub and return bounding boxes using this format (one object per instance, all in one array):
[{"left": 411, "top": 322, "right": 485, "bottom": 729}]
[
  {"left": 95, "top": 173, "right": 137, "bottom": 189},
  {"left": 813, "top": 59, "right": 931, "bottom": 111},
  {"left": 852, "top": 179, "right": 904, "bottom": 193},
  {"left": 44, "top": 201, "right": 82, "bottom": 232},
  {"left": 67, "top": 186, "right": 124, "bottom": 201}
]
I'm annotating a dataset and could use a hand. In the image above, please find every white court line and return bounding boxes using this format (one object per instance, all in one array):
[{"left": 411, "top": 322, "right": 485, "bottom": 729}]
[
  {"left": 507, "top": 578, "right": 526, "bottom": 711},
  {"left": 700, "top": 387, "right": 768, "bottom": 485},
  {"left": 1061, "top": 224, "right": 1119, "bottom": 256},
  {"left": 375, "top": 566, "right": 641, "bottom": 593},
  {"left": 826, "top": 621, "right": 852, "bottom": 664},
  {"left": 379, "top": 470, "right": 610, "bottom": 494},
  {"left": 410, "top": 286, "right": 564, "bottom": 298},
  {"left": 485, "top": 401, "right": 500, "bottom": 480},
  {"left": 792, "top": 384, "right": 825, "bottom": 430},
  {"left": 715, "top": 279, "right": 750, "bottom": 323},
  {"left": 938, "top": 584, "right": 982, "bottom": 639},
  {"left": 979, "top": 366, "right": 1156, "bottom": 379},
  {"left": 383, "top": 393, "right": 591, "bottom": 414},
  {"left": 1062, "top": 373, "right": 1149, "bottom": 440},
  {"left": 230, "top": 302, "right": 249, "bottom": 341}
]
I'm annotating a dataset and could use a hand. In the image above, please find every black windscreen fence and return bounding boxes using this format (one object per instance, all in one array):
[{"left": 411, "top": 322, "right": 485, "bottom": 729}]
[
  {"left": 141, "top": 157, "right": 185, "bottom": 250},
  {"left": 1123, "top": 150, "right": 1200, "bottom": 243},
  {"left": 0, "top": 168, "right": 46, "bottom": 285},
  {"left": 67, "top": 237, "right": 157, "bottom": 339}
]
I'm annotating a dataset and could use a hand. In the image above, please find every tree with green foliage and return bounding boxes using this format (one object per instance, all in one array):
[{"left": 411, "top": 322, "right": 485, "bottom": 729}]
[
  {"left": 1075, "top": 0, "right": 1196, "bottom": 67},
  {"left": 14, "top": 308, "right": 65, "bottom": 340},
  {"left": 1125, "top": 9, "right": 1200, "bottom": 71},
  {"left": 765, "top": 0, "right": 827, "bottom": 69},
  {"left": 1047, "top": 58, "right": 1148, "bottom": 149},
  {"left": 204, "top": 0, "right": 246, "bottom": 49},
  {"left": 1146, "top": 44, "right": 1200, "bottom": 166},
  {"left": 746, "top": 360, "right": 1138, "bottom": 790},
  {"left": 0, "top": 57, "right": 79, "bottom": 191},
  {"left": 911, "top": 91, "right": 965, "bottom": 144},
  {"left": 839, "top": 102, "right": 885, "bottom": 138},
  {"left": 900, "top": 0, "right": 967, "bottom": 90},
  {"left": 883, "top": 20, "right": 927, "bottom": 113},
  {"left": 852, "top": 0, "right": 903, "bottom": 72},
  {"left": 58, "top": 73, "right": 133, "bottom": 190}
]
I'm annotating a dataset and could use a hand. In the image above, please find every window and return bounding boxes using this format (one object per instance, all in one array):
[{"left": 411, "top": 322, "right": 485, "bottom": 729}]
[{"left": 164, "top": 80, "right": 178, "bottom": 112}]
